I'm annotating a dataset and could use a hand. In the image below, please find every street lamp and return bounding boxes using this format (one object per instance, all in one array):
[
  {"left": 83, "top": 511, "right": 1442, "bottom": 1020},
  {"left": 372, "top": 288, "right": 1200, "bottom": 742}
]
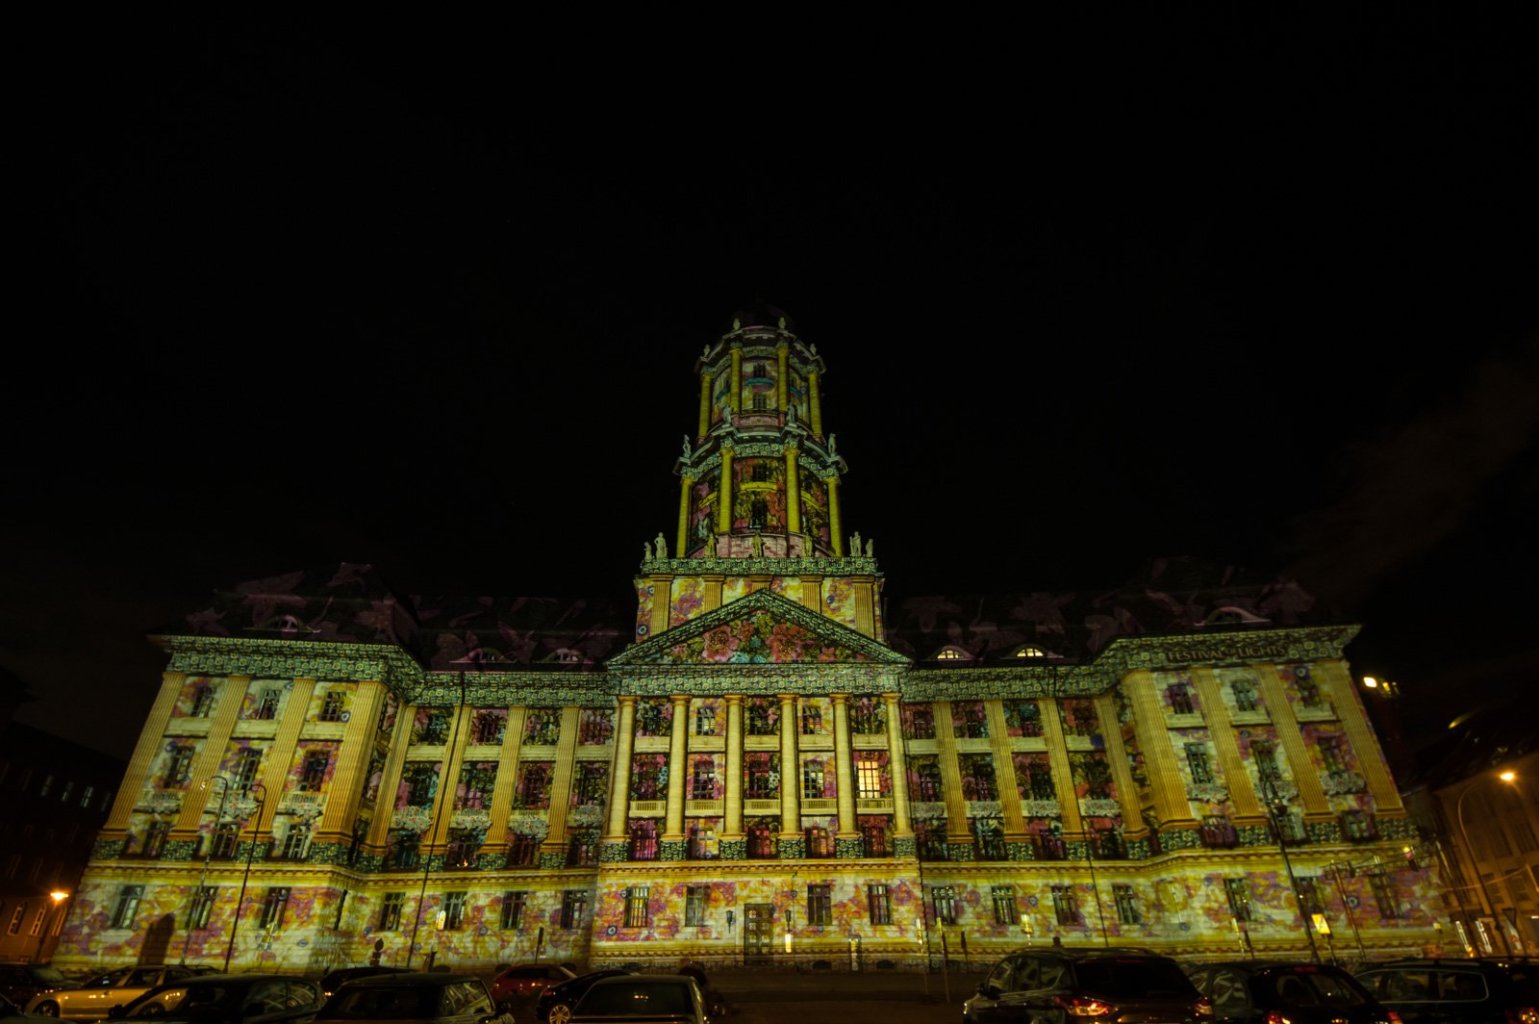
[
  {"left": 181, "top": 775, "right": 231, "bottom": 965},
  {"left": 224, "top": 782, "right": 267, "bottom": 972},
  {"left": 1454, "top": 768, "right": 1518, "bottom": 957},
  {"left": 1257, "top": 773, "right": 1322, "bottom": 963}
]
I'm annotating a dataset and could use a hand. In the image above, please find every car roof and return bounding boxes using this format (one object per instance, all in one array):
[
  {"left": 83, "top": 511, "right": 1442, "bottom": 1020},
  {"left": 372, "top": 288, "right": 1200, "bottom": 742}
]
[
  {"left": 589, "top": 974, "right": 696, "bottom": 985},
  {"left": 337, "top": 974, "right": 482, "bottom": 988}
]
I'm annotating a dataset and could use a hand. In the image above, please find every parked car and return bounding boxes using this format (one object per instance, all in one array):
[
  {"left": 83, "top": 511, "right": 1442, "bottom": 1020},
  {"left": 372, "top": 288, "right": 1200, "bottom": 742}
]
[
  {"left": 491, "top": 967, "right": 576, "bottom": 1004},
  {"left": 568, "top": 975, "right": 705, "bottom": 1024},
  {"left": 0, "top": 969, "right": 73, "bottom": 1012},
  {"left": 26, "top": 967, "right": 211, "bottom": 1021},
  {"left": 1355, "top": 957, "right": 1538, "bottom": 1024},
  {"left": 314, "top": 973, "right": 513, "bottom": 1024},
  {"left": 534, "top": 971, "right": 630, "bottom": 1024},
  {"left": 2, "top": 992, "right": 58, "bottom": 1024},
  {"left": 109, "top": 974, "right": 324, "bottom": 1024},
  {"left": 1186, "top": 960, "right": 1396, "bottom": 1024},
  {"left": 317, "top": 970, "right": 411, "bottom": 1002},
  {"left": 962, "top": 946, "right": 1210, "bottom": 1024}
]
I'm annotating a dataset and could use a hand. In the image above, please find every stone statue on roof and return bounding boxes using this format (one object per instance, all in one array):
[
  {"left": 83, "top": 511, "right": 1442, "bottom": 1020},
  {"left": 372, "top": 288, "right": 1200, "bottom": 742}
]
[
  {"left": 681, "top": 435, "right": 692, "bottom": 460},
  {"left": 655, "top": 533, "right": 668, "bottom": 559},
  {"left": 643, "top": 540, "right": 653, "bottom": 561}
]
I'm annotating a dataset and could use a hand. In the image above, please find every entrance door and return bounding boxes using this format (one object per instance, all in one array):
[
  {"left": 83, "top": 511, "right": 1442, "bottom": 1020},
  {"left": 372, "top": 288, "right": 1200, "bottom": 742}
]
[{"left": 743, "top": 903, "right": 774, "bottom": 965}]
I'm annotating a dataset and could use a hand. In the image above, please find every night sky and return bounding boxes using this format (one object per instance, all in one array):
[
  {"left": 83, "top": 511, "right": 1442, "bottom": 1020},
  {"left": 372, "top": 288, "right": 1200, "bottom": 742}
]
[{"left": 6, "top": 14, "right": 1537, "bottom": 760}]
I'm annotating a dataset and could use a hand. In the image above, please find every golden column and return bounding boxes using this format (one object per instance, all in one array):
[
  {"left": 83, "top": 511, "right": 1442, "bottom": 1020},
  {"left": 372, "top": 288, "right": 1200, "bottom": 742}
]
[
  {"left": 1192, "top": 669, "right": 1261, "bottom": 818},
  {"left": 827, "top": 476, "right": 844, "bottom": 556},
  {"left": 317, "top": 682, "right": 385, "bottom": 840},
  {"left": 776, "top": 341, "right": 789, "bottom": 412},
  {"left": 1320, "top": 660, "right": 1404, "bottom": 811},
  {"left": 831, "top": 694, "right": 858, "bottom": 840},
  {"left": 428, "top": 705, "right": 474, "bottom": 848},
  {"left": 1121, "top": 670, "right": 1195, "bottom": 825},
  {"left": 366, "top": 704, "right": 416, "bottom": 849},
  {"left": 541, "top": 706, "right": 583, "bottom": 858},
  {"left": 1091, "top": 693, "right": 1145, "bottom": 828},
  {"left": 984, "top": 700, "right": 1027, "bottom": 839},
  {"left": 784, "top": 446, "right": 801, "bottom": 535},
  {"left": 883, "top": 692, "right": 913, "bottom": 837},
  {"left": 724, "top": 695, "right": 744, "bottom": 840},
  {"left": 932, "top": 701, "right": 971, "bottom": 846},
  {"left": 172, "top": 673, "right": 248, "bottom": 836},
  {"left": 664, "top": 695, "right": 690, "bottom": 841},
  {"left": 698, "top": 369, "right": 712, "bottom": 439},
  {"left": 778, "top": 693, "right": 801, "bottom": 837},
  {"left": 716, "top": 448, "right": 734, "bottom": 536},
  {"left": 484, "top": 707, "right": 526, "bottom": 856},
  {"left": 256, "top": 678, "right": 317, "bottom": 836},
  {"left": 730, "top": 345, "right": 742, "bottom": 414},
  {"left": 1255, "top": 667, "right": 1329, "bottom": 814},
  {"left": 605, "top": 697, "right": 638, "bottom": 840},
  {"left": 105, "top": 671, "right": 194, "bottom": 832},
  {"left": 809, "top": 369, "right": 823, "bottom": 436},
  {"left": 675, "top": 474, "right": 694, "bottom": 559},
  {"left": 1038, "top": 697, "right": 1083, "bottom": 838}
]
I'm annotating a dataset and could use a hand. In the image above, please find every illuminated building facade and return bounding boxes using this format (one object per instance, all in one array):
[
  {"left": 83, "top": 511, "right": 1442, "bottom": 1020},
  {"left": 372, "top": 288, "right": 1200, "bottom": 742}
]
[{"left": 58, "top": 309, "right": 1442, "bottom": 972}]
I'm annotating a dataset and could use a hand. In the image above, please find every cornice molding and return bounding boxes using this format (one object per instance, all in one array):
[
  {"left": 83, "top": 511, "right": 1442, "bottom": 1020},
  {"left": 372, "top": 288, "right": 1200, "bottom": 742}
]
[{"left": 637, "top": 556, "right": 879, "bottom": 576}]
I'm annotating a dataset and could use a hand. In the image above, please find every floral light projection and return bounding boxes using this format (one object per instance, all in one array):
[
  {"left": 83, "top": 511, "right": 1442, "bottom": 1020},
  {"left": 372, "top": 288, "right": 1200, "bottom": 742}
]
[
  {"left": 630, "top": 754, "right": 669, "bottom": 800},
  {"left": 823, "top": 577, "right": 857, "bottom": 627},
  {"left": 172, "top": 675, "right": 219, "bottom": 717},
  {"left": 456, "top": 761, "right": 498, "bottom": 810},
  {"left": 396, "top": 762, "right": 439, "bottom": 810},
  {"left": 849, "top": 694, "right": 885, "bottom": 734},
  {"left": 690, "top": 698, "right": 724, "bottom": 736},
  {"left": 664, "top": 612, "right": 870, "bottom": 665},
  {"left": 903, "top": 703, "right": 936, "bottom": 739},
  {"left": 798, "top": 697, "right": 830, "bottom": 736},
  {"left": 953, "top": 701, "right": 988, "bottom": 738},
  {"left": 688, "top": 754, "right": 724, "bottom": 800},
  {"left": 523, "top": 707, "right": 561, "bottom": 746},
  {"left": 1003, "top": 699, "right": 1043, "bottom": 737},
  {"left": 634, "top": 582, "right": 656, "bottom": 637},
  {"left": 634, "top": 699, "right": 672, "bottom": 737},
  {"left": 670, "top": 577, "right": 705, "bottom": 626},
  {"left": 798, "top": 754, "right": 837, "bottom": 799}
]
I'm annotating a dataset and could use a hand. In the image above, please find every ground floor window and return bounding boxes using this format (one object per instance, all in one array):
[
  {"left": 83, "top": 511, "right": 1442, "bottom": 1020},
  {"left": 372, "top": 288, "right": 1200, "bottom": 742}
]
[
  {"left": 561, "top": 890, "right": 587, "bottom": 929},
  {"left": 932, "top": 885, "right": 957, "bottom": 925},
  {"left": 624, "top": 886, "right": 650, "bottom": 928},
  {"left": 500, "top": 891, "right": 527, "bottom": 930},
  {"left": 868, "top": 884, "right": 891, "bottom": 925},
  {"left": 685, "top": 885, "right": 708, "bottom": 926},
  {"left": 110, "top": 885, "right": 143, "bottom": 929},
  {"left": 1050, "top": 884, "right": 1079, "bottom": 926},
  {"left": 1112, "top": 883, "right": 1140, "bottom": 925},
  {"left": 378, "top": 892, "right": 403, "bottom": 931},
  {"left": 808, "top": 884, "right": 833, "bottom": 926},
  {"left": 991, "top": 885, "right": 1017, "bottom": 926}
]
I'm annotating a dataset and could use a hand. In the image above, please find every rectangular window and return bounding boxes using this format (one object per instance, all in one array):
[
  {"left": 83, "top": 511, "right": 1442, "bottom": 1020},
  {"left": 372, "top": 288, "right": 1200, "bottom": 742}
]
[
  {"left": 29, "top": 907, "right": 45, "bottom": 936},
  {"left": 164, "top": 746, "right": 195, "bottom": 787},
  {"left": 1185, "top": 743, "right": 1214, "bottom": 785},
  {"left": 210, "top": 823, "right": 240, "bottom": 860},
  {"left": 1368, "top": 873, "right": 1399, "bottom": 919},
  {"left": 110, "top": 885, "right": 144, "bottom": 929},
  {"left": 378, "top": 892, "right": 404, "bottom": 931},
  {"left": 1051, "top": 884, "right": 1079, "bottom": 926},
  {"left": 142, "top": 820, "right": 171, "bottom": 858},
  {"left": 1166, "top": 683, "right": 1195, "bottom": 715},
  {"left": 299, "top": 751, "right": 330, "bottom": 791},
  {"left": 692, "top": 760, "right": 717, "bottom": 801},
  {"left": 259, "top": 887, "right": 290, "bottom": 930},
  {"left": 624, "top": 886, "right": 651, "bottom": 928},
  {"left": 234, "top": 748, "right": 263, "bottom": 791},
  {"left": 991, "top": 886, "right": 1017, "bottom": 926},
  {"left": 868, "top": 884, "right": 892, "bottom": 925},
  {"left": 560, "top": 890, "right": 587, "bottom": 929},
  {"left": 575, "top": 763, "right": 608, "bottom": 805},
  {"left": 856, "top": 753, "right": 884, "bottom": 799},
  {"left": 1112, "top": 883, "right": 1140, "bottom": 925},
  {"left": 932, "top": 885, "right": 957, "bottom": 925},
  {"left": 319, "top": 690, "right": 347, "bottom": 722},
  {"left": 187, "top": 885, "right": 217, "bottom": 929},
  {"left": 1232, "top": 679, "right": 1259, "bottom": 712},
  {"left": 802, "top": 760, "right": 825, "bottom": 799},
  {"left": 80, "top": 784, "right": 95, "bottom": 808},
  {"left": 808, "top": 884, "right": 833, "bottom": 926},
  {"left": 191, "top": 685, "right": 216, "bottom": 717},
  {"left": 695, "top": 704, "right": 718, "bottom": 736},
  {"left": 1252, "top": 740, "right": 1282, "bottom": 785},
  {"left": 1225, "top": 878, "right": 1252, "bottom": 922},
  {"left": 441, "top": 892, "right": 466, "bottom": 930},
  {"left": 1295, "top": 878, "right": 1323, "bottom": 916},
  {"left": 6, "top": 905, "right": 24, "bottom": 935},
  {"left": 500, "top": 891, "right": 527, "bottom": 930},
  {"left": 1317, "top": 735, "right": 1347, "bottom": 775},
  {"left": 280, "top": 823, "right": 310, "bottom": 860},
  {"left": 1295, "top": 670, "right": 1322, "bottom": 707},
  {"left": 685, "top": 885, "right": 708, "bottom": 927}
]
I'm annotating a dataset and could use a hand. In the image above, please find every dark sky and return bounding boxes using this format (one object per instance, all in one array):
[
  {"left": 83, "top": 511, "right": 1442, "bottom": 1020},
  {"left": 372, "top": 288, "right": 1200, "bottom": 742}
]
[{"left": 5, "top": 13, "right": 1537, "bottom": 760}]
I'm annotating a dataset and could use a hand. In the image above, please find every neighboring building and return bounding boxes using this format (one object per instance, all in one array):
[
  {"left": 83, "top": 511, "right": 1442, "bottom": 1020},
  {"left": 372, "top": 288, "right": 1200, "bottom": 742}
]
[
  {"left": 56, "top": 308, "right": 1441, "bottom": 972},
  {"left": 1401, "top": 697, "right": 1539, "bottom": 957},
  {"left": 0, "top": 721, "right": 124, "bottom": 963}
]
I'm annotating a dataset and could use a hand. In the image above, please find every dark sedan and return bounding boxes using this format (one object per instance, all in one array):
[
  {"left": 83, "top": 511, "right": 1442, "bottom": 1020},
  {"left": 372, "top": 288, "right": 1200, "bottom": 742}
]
[
  {"left": 535, "top": 972, "right": 629, "bottom": 1024},
  {"left": 1186, "top": 961, "right": 1396, "bottom": 1024},
  {"left": 110, "top": 974, "right": 324, "bottom": 1024}
]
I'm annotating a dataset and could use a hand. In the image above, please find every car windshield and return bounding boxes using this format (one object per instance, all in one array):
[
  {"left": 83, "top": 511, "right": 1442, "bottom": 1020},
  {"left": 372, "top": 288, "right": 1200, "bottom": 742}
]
[
  {"left": 83, "top": 968, "right": 136, "bottom": 988},
  {"left": 323, "top": 986, "right": 439, "bottom": 1019},
  {"left": 1074, "top": 960, "right": 1196, "bottom": 998},
  {"left": 1272, "top": 970, "right": 1371, "bottom": 1007},
  {"left": 31, "top": 968, "right": 70, "bottom": 986}
]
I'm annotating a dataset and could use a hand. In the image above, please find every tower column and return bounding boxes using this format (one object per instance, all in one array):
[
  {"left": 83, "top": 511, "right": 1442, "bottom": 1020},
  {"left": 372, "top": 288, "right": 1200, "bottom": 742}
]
[
  {"left": 932, "top": 701, "right": 971, "bottom": 845},
  {"left": 809, "top": 369, "right": 823, "bottom": 436},
  {"left": 366, "top": 701, "right": 416, "bottom": 849},
  {"left": 1255, "top": 667, "right": 1330, "bottom": 814},
  {"left": 676, "top": 474, "right": 694, "bottom": 558},
  {"left": 171, "top": 673, "right": 248, "bottom": 836},
  {"left": 698, "top": 369, "right": 712, "bottom": 439},
  {"left": 256, "top": 678, "right": 317, "bottom": 836},
  {"left": 106, "top": 672, "right": 194, "bottom": 833},
  {"left": 484, "top": 706, "right": 526, "bottom": 855},
  {"left": 605, "top": 697, "right": 637, "bottom": 840},
  {"left": 827, "top": 476, "right": 843, "bottom": 556},
  {"left": 428, "top": 704, "right": 473, "bottom": 848},
  {"left": 1123, "top": 671, "right": 1195, "bottom": 825},
  {"left": 724, "top": 695, "right": 744, "bottom": 840},
  {"left": 664, "top": 695, "right": 689, "bottom": 840},
  {"left": 776, "top": 341, "right": 789, "bottom": 412},
  {"left": 540, "top": 706, "right": 582, "bottom": 859},
  {"left": 778, "top": 693, "right": 800, "bottom": 837},
  {"left": 785, "top": 446, "right": 801, "bottom": 535},
  {"left": 884, "top": 692, "right": 912, "bottom": 836},
  {"left": 1091, "top": 693, "right": 1146, "bottom": 832},
  {"left": 832, "top": 694, "right": 858, "bottom": 839},
  {"left": 730, "top": 345, "right": 742, "bottom": 415},
  {"left": 716, "top": 448, "right": 734, "bottom": 536}
]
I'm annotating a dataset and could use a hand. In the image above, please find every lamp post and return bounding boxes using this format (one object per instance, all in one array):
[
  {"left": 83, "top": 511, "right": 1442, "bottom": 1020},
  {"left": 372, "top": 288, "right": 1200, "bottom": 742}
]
[
  {"left": 181, "top": 774, "right": 230, "bottom": 965},
  {"left": 224, "top": 782, "right": 267, "bottom": 972},
  {"left": 1258, "top": 773, "right": 1322, "bottom": 963},
  {"left": 1454, "top": 769, "right": 1517, "bottom": 957}
]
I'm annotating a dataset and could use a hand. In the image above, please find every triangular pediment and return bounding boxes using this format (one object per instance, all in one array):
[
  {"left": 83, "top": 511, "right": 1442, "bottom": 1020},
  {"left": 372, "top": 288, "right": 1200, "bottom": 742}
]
[{"left": 609, "top": 589, "right": 908, "bottom": 667}]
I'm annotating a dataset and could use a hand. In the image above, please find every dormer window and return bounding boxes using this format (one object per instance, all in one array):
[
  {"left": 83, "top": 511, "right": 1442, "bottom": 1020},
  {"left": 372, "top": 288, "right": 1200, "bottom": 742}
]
[
  {"left": 1013, "top": 646, "right": 1046, "bottom": 659},
  {"left": 934, "top": 646, "right": 972, "bottom": 661}
]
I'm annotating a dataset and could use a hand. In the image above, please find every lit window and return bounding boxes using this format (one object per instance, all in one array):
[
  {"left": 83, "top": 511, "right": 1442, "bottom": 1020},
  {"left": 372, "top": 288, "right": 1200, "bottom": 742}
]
[
  {"left": 187, "top": 886, "right": 217, "bottom": 929},
  {"left": 934, "top": 647, "right": 970, "bottom": 661},
  {"left": 685, "top": 885, "right": 708, "bottom": 927},
  {"left": 868, "top": 884, "right": 892, "bottom": 925},
  {"left": 500, "top": 891, "right": 526, "bottom": 930},
  {"left": 110, "top": 886, "right": 144, "bottom": 929},
  {"left": 1051, "top": 884, "right": 1079, "bottom": 926},
  {"left": 1113, "top": 884, "right": 1140, "bottom": 924},
  {"left": 562, "top": 889, "right": 588, "bottom": 929},
  {"left": 807, "top": 884, "right": 832, "bottom": 926},
  {"left": 378, "top": 893, "right": 404, "bottom": 931},
  {"left": 442, "top": 892, "right": 467, "bottom": 930},
  {"left": 258, "top": 887, "right": 290, "bottom": 930},
  {"left": 1015, "top": 646, "right": 1045, "bottom": 659},
  {"left": 991, "top": 886, "right": 1017, "bottom": 926},
  {"left": 931, "top": 885, "right": 957, "bottom": 925}
]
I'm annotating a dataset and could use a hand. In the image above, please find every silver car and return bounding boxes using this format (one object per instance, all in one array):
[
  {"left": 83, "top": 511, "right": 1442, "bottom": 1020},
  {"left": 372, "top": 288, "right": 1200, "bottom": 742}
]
[{"left": 26, "top": 967, "right": 208, "bottom": 1021}]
